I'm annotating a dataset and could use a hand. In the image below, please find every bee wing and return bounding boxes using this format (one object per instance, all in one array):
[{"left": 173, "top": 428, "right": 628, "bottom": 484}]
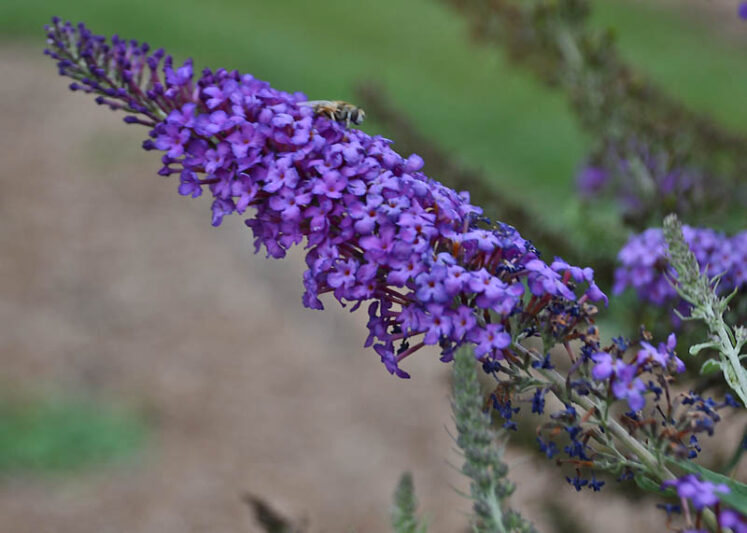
[{"left": 297, "top": 100, "right": 333, "bottom": 107}]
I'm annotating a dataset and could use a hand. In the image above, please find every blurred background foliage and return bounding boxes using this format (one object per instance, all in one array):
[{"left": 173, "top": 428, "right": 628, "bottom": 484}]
[
  {"left": 2, "top": 0, "right": 745, "bottom": 228},
  {"left": 1, "top": 0, "right": 744, "bottom": 482}
]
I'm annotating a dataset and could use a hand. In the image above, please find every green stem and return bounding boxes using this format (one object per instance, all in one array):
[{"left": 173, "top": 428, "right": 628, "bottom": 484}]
[{"left": 716, "top": 323, "right": 747, "bottom": 406}]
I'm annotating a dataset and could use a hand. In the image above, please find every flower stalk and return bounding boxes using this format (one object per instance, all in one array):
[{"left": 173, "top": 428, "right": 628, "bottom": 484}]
[
  {"left": 663, "top": 214, "right": 747, "bottom": 406},
  {"left": 452, "top": 347, "right": 537, "bottom": 533}
]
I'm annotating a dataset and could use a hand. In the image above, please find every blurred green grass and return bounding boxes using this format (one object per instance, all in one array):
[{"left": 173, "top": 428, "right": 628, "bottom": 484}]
[
  {"left": 3, "top": 0, "right": 746, "bottom": 224},
  {"left": 0, "top": 393, "right": 146, "bottom": 473}
]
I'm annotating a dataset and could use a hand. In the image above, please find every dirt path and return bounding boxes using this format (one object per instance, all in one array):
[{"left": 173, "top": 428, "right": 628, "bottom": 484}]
[{"left": 0, "top": 45, "right": 736, "bottom": 533}]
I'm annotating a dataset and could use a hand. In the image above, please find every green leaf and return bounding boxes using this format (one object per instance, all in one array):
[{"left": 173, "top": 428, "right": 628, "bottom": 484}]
[
  {"left": 634, "top": 473, "right": 669, "bottom": 495},
  {"left": 689, "top": 342, "right": 718, "bottom": 357},
  {"left": 666, "top": 459, "right": 747, "bottom": 516},
  {"left": 699, "top": 359, "right": 722, "bottom": 375}
]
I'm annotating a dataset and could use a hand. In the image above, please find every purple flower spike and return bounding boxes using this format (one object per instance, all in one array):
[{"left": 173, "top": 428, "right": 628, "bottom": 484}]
[
  {"left": 740, "top": 2, "right": 747, "bottom": 20},
  {"left": 577, "top": 142, "right": 713, "bottom": 221},
  {"left": 614, "top": 225, "right": 747, "bottom": 315},
  {"left": 45, "top": 19, "right": 607, "bottom": 376}
]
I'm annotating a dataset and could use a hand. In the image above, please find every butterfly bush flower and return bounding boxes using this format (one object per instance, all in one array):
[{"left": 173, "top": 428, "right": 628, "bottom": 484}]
[
  {"left": 44, "top": 18, "right": 606, "bottom": 378},
  {"left": 614, "top": 225, "right": 747, "bottom": 308}
]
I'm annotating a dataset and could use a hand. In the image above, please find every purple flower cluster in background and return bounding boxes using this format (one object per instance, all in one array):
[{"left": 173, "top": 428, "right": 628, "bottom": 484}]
[
  {"left": 576, "top": 142, "right": 710, "bottom": 222},
  {"left": 44, "top": 19, "right": 606, "bottom": 377},
  {"left": 614, "top": 225, "right": 747, "bottom": 307}
]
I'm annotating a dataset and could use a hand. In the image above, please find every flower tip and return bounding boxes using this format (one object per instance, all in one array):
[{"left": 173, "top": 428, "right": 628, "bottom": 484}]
[
  {"left": 405, "top": 153, "right": 424, "bottom": 172},
  {"left": 739, "top": 1, "right": 747, "bottom": 19}
]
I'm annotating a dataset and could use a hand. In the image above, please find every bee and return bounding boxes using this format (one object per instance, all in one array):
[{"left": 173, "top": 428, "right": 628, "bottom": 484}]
[{"left": 298, "top": 100, "right": 365, "bottom": 127}]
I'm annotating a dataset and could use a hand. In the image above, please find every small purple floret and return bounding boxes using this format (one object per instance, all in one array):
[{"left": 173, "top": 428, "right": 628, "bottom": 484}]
[{"left": 662, "top": 474, "right": 730, "bottom": 511}]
